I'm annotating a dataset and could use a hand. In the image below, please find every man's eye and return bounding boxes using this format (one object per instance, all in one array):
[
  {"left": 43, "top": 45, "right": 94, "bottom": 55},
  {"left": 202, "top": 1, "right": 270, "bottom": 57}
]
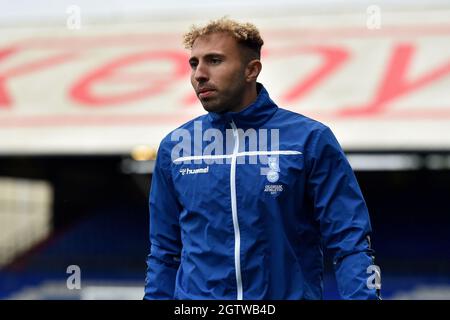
[
  {"left": 211, "top": 58, "right": 221, "bottom": 64},
  {"left": 189, "top": 61, "right": 198, "bottom": 69}
]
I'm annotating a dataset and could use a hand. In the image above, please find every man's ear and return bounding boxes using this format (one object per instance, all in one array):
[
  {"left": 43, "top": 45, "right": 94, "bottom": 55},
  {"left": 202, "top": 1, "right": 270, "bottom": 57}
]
[{"left": 245, "top": 60, "right": 262, "bottom": 82}]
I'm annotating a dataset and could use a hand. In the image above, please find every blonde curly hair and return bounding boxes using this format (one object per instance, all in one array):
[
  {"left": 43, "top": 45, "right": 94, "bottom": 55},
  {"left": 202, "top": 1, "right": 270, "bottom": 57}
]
[{"left": 183, "top": 17, "right": 264, "bottom": 60}]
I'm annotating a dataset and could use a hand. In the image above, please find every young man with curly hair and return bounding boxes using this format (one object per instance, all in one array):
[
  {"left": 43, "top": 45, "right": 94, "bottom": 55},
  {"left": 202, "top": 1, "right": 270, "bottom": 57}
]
[{"left": 144, "top": 17, "right": 380, "bottom": 300}]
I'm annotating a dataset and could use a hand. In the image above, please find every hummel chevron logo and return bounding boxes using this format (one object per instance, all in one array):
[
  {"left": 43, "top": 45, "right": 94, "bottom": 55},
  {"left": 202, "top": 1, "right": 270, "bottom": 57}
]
[{"left": 179, "top": 166, "right": 209, "bottom": 176}]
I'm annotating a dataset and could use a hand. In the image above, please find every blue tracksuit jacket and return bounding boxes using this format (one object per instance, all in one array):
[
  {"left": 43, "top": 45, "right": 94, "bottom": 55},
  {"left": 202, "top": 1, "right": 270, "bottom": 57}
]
[{"left": 144, "top": 83, "right": 379, "bottom": 300}]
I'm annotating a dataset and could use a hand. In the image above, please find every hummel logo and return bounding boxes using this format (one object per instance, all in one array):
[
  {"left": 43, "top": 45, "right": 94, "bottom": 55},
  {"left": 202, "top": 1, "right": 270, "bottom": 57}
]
[{"left": 179, "top": 166, "right": 209, "bottom": 176}]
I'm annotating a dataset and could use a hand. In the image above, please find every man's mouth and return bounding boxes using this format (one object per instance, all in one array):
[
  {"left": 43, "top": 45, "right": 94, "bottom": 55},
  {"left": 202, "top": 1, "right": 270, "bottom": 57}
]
[{"left": 197, "top": 88, "right": 216, "bottom": 99}]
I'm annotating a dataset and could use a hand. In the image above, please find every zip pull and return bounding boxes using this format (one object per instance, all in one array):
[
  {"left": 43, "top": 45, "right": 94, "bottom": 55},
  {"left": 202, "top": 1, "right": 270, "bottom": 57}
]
[
  {"left": 230, "top": 120, "right": 240, "bottom": 155},
  {"left": 230, "top": 119, "right": 237, "bottom": 131}
]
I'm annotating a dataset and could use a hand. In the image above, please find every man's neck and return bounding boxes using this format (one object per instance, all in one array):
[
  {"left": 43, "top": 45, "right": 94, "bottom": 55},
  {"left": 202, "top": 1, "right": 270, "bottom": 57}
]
[{"left": 230, "top": 83, "right": 258, "bottom": 113}]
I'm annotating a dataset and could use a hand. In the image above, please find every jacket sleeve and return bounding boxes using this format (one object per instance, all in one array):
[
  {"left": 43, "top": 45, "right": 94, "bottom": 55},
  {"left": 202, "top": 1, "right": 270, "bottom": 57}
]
[
  {"left": 306, "top": 126, "right": 380, "bottom": 300},
  {"left": 144, "top": 142, "right": 182, "bottom": 299}
]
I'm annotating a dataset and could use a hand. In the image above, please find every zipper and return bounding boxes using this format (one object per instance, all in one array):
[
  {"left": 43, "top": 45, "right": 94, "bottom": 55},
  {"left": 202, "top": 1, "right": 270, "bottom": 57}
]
[{"left": 230, "top": 120, "right": 243, "bottom": 300}]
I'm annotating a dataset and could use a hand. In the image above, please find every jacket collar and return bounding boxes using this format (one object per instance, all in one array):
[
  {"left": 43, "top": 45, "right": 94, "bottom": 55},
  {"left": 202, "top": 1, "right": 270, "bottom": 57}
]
[{"left": 207, "top": 83, "right": 278, "bottom": 129}]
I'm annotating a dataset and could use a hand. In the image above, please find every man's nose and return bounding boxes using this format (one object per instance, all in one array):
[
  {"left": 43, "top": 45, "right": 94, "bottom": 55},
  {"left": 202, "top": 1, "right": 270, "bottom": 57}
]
[{"left": 194, "top": 62, "right": 209, "bottom": 83}]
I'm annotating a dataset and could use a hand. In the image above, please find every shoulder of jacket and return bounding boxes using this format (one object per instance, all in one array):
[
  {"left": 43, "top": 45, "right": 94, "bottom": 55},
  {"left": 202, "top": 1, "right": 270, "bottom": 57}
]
[{"left": 275, "top": 107, "right": 330, "bottom": 134}]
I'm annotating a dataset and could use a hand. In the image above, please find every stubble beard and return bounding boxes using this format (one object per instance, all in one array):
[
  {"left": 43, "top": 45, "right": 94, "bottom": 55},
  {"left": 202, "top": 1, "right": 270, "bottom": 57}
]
[{"left": 200, "top": 80, "right": 247, "bottom": 114}]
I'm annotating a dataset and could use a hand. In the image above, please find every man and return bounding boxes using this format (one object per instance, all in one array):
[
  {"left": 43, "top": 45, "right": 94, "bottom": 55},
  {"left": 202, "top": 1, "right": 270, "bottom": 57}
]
[{"left": 144, "top": 17, "right": 380, "bottom": 300}]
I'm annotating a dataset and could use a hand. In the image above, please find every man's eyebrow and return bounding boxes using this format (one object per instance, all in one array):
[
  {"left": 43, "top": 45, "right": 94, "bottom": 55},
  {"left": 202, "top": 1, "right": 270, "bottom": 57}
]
[
  {"left": 204, "top": 53, "right": 225, "bottom": 59},
  {"left": 189, "top": 53, "right": 225, "bottom": 62}
]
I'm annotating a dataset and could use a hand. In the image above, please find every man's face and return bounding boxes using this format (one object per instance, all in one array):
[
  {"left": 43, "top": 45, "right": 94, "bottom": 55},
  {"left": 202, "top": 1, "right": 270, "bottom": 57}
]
[{"left": 189, "top": 32, "right": 248, "bottom": 113}]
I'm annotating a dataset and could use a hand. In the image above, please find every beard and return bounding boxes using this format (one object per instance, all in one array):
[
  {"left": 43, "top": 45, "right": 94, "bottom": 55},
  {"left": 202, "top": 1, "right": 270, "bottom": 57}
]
[{"left": 199, "top": 79, "right": 247, "bottom": 114}]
